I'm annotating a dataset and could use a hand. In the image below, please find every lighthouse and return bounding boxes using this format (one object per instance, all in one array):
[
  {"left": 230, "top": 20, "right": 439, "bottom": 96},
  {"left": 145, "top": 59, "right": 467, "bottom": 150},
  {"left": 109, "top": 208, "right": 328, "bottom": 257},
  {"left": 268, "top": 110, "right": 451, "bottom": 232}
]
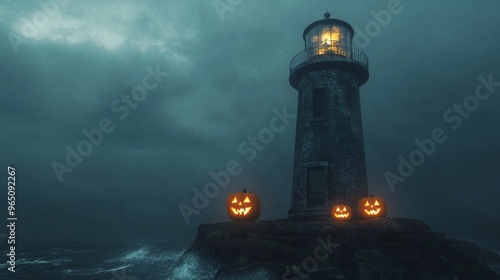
[{"left": 288, "top": 12, "right": 370, "bottom": 218}]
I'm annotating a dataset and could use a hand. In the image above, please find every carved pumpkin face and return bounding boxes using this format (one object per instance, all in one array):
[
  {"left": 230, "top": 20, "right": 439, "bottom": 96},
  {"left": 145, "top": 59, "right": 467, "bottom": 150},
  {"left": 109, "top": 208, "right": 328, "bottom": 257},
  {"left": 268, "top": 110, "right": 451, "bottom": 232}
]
[
  {"left": 226, "top": 189, "right": 260, "bottom": 221},
  {"left": 357, "top": 196, "right": 387, "bottom": 219},
  {"left": 331, "top": 204, "right": 352, "bottom": 221}
]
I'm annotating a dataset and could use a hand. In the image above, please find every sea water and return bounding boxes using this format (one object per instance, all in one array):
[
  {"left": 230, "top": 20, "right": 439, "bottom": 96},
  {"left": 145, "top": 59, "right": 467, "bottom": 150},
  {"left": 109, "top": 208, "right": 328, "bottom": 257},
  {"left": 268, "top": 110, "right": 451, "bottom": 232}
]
[
  {"left": 0, "top": 239, "right": 217, "bottom": 280},
  {"left": 1, "top": 240, "right": 499, "bottom": 280}
]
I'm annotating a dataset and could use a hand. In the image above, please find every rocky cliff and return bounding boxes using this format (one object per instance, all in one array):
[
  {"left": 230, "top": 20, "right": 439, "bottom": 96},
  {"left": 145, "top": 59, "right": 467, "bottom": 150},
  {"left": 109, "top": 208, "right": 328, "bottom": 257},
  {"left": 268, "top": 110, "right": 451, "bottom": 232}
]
[{"left": 182, "top": 218, "right": 500, "bottom": 280}]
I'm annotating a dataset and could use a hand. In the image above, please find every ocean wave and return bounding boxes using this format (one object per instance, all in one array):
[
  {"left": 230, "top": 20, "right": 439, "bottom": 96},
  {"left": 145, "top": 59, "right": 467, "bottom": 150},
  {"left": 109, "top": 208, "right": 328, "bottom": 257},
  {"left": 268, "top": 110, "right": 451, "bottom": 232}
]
[
  {"left": 0, "top": 263, "right": 9, "bottom": 269},
  {"left": 169, "top": 253, "right": 219, "bottom": 280},
  {"left": 0, "top": 242, "right": 191, "bottom": 279},
  {"left": 17, "top": 257, "right": 73, "bottom": 266},
  {"left": 62, "top": 265, "right": 131, "bottom": 276},
  {"left": 111, "top": 246, "right": 183, "bottom": 263}
]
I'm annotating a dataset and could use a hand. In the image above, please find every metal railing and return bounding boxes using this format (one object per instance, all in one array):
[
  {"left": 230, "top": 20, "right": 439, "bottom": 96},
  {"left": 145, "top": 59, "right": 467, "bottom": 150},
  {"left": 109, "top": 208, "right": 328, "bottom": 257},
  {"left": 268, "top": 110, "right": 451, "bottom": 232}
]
[{"left": 289, "top": 45, "right": 369, "bottom": 73}]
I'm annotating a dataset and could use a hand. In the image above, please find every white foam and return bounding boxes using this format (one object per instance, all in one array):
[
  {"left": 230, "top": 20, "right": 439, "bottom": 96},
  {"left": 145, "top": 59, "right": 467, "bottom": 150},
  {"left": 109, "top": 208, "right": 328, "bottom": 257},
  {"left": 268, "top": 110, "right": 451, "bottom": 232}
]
[
  {"left": 62, "top": 265, "right": 131, "bottom": 276},
  {"left": 112, "top": 246, "right": 183, "bottom": 263},
  {"left": 120, "top": 247, "right": 150, "bottom": 262},
  {"left": 17, "top": 257, "right": 72, "bottom": 266},
  {"left": 170, "top": 253, "right": 218, "bottom": 280}
]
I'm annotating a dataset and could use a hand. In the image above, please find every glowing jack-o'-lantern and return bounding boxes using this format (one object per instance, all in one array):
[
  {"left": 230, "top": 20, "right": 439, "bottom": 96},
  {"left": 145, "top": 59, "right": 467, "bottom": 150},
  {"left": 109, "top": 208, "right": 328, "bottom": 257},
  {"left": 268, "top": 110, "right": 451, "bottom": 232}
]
[
  {"left": 331, "top": 204, "right": 352, "bottom": 221},
  {"left": 226, "top": 189, "right": 260, "bottom": 221},
  {"left": 357, "top": 195, "right": 387, "bottom": 219}
]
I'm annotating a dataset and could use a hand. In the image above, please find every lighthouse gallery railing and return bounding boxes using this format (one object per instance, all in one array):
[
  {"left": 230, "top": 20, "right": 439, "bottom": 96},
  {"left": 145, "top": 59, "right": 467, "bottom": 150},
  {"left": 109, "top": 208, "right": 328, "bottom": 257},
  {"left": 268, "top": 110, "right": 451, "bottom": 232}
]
[{"left": 289, "top": 45, "right": 369, "bottom": 74}]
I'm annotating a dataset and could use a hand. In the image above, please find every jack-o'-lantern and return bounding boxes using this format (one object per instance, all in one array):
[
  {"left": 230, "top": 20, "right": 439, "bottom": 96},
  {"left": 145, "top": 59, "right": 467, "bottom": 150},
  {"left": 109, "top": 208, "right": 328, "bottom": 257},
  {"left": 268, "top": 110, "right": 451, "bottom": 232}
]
[
  {"left": 357, "top": 194, "right": 387, "bottom": 219},
  {"left": 331, "top": 204, "right": 352, "bottom": 221},
  {"left": 226, "top": 189, "right": 260, "bottom": 221}
]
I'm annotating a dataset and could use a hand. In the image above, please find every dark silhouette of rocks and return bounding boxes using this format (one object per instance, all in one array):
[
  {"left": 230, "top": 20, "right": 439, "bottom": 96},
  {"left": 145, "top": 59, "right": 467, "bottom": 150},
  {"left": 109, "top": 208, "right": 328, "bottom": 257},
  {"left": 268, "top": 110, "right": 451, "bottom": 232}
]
[{"left": 183, "top": 218, "right": 500, "bottom": 279}]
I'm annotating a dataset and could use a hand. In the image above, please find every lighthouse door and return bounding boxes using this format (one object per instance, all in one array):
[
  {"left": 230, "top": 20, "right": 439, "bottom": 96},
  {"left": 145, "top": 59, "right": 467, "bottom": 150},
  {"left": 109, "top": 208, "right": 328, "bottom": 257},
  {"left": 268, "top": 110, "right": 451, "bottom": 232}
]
[{"left": 307, "top": 167, "right": 328, "bottom": 207}]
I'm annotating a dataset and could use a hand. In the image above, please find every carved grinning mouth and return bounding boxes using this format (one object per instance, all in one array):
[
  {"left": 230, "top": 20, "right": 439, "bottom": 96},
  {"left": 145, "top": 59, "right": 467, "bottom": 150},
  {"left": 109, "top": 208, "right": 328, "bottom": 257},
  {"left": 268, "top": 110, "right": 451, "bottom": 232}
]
[
  {"left": 364, "top": 209, "right": 381, "bottom": 215},
  {"left": 334, "top": 213, "right": 350, "bottom": 218},
  {"left": 231, "top": 207, "right": 252, "bottom": 216}
]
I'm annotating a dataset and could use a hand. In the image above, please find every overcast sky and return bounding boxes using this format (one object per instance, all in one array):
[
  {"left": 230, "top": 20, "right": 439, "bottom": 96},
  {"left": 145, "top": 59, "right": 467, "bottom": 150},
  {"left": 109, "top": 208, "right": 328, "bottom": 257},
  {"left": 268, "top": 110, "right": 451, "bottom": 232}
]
[{"left": 1, "top": 0, "right": 499, "bottom": 249}]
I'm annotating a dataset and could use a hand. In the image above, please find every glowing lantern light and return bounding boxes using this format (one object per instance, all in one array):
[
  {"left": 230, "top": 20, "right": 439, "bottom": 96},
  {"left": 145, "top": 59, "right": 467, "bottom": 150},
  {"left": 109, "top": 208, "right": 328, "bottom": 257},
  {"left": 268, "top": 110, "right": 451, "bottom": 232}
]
[{"left": 304, "top": 12, "right": 351, "bottom": 57}]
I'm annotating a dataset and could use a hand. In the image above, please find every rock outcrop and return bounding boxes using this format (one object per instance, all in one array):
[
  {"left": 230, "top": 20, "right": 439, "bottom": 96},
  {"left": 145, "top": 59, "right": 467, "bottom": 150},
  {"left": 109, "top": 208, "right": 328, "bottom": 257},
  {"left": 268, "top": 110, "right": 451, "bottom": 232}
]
[{"left": 184, "top": 218, "right": 500, "bottom": 280}]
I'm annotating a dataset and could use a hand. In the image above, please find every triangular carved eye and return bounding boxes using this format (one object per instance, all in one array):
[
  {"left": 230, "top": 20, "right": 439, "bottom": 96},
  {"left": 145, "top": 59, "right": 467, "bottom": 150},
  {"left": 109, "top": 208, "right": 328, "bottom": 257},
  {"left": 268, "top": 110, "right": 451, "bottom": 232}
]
[
  {"left": 243, "top": 196, "right": 251, "bottom": 203},
  {"left": 374, "top": 200, "right": 380, "bottom": 206},
  {"left": 342, "top": 207, "right": 347, "bottom": 211},
  {"left": 364, "top": 201, "right": 370, "bottom": 207},
  {"left": 231, "top": 197, "right": 238, "bottom": 204},
  {"left": 336, "top": 207, "right": 341, "bottom": 212}
]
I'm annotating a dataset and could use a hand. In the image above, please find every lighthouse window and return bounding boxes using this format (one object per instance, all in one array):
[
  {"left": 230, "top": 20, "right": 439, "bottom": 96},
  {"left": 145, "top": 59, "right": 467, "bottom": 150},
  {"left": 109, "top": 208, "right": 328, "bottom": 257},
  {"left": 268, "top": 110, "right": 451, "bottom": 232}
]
[
  {"left": 321, "top": 26, "right": 340, "bottom": 46},
  {"left": 310, "top": 26, "right": 320, "bottom": 48},
  {"left": 318, "top": 26, "right": 345, "bottom": 56},
  {"left": 313, "top": 88, "right": 327, "bottom": 117},
  {"left": 307, "top": 167, "right": 328, "bottom": 206}
]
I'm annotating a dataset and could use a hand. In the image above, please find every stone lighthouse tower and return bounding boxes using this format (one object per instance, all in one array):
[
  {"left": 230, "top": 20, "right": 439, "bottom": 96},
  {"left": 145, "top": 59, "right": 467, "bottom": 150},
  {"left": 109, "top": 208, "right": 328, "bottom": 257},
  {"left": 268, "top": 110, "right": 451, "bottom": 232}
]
[{"left": 288, "top": 12, "right": 370, "bottom": 218}]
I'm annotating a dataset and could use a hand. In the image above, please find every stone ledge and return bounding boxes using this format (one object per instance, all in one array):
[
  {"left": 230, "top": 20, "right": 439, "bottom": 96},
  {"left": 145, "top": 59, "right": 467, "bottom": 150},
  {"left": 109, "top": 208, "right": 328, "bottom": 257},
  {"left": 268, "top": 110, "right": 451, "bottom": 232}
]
[{"left": 183, "top": 218, "right": 500, "bottom": 280}]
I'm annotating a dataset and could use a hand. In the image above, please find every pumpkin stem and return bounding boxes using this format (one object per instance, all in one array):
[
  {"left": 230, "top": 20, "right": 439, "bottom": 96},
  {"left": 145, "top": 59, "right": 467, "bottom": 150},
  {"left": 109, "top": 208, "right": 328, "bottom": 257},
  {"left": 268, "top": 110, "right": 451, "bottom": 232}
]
[
  {"left": 243, "top": 188, "right": 247, "bottom": 193},
  {"left": 370, "top": 193, "right": 374, "bottom": 197}
]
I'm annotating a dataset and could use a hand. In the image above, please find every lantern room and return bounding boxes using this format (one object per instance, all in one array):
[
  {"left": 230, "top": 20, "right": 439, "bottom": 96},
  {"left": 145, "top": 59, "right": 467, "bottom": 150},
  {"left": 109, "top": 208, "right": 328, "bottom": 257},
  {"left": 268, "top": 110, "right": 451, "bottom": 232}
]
[
  {"left": 289, "top": 12, "right": 369, "bottom": 90},
  {"left": 303, "top": 12, "right": 353, "bottom": 56}
]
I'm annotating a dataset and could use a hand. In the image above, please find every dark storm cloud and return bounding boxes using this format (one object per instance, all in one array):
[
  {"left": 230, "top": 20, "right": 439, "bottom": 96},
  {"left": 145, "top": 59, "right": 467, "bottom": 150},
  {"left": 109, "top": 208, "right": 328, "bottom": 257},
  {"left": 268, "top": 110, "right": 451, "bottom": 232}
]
[{"left": 0, "top": 0, "right": 499, "bottom": 248}]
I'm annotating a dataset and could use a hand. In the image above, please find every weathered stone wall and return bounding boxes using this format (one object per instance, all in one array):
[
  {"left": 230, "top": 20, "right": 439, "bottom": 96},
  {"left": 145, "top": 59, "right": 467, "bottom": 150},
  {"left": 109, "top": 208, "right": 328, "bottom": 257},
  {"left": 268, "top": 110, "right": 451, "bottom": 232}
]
[{"left": 289, "top": 68, "right": 368, "bottom": 217}]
